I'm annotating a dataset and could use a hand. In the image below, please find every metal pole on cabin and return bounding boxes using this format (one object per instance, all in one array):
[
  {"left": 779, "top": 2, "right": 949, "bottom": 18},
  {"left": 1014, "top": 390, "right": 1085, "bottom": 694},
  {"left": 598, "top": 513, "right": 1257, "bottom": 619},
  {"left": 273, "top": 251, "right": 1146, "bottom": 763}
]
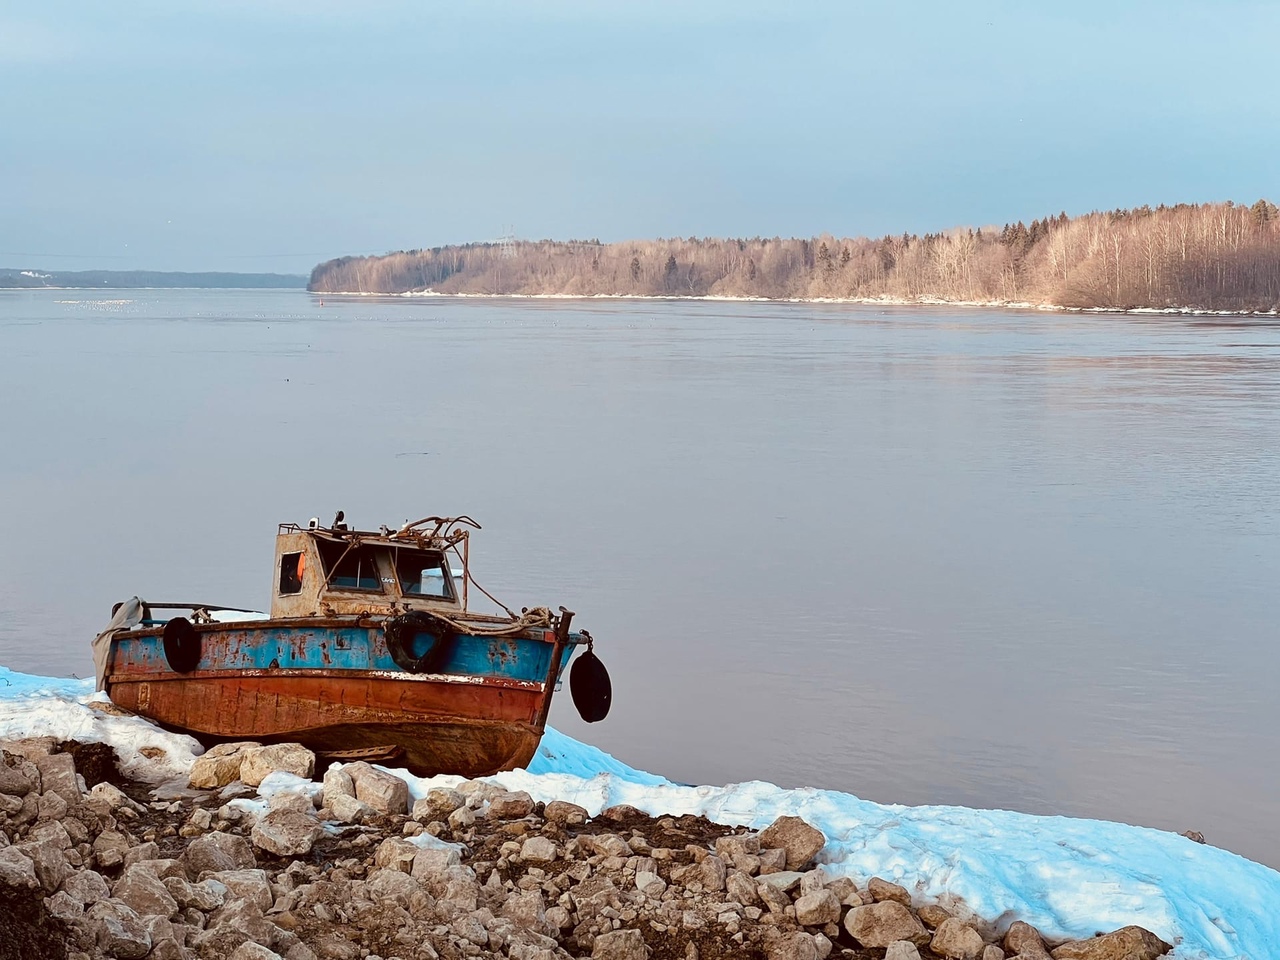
[{"left": 462, "top": 534, "right": 470, "bottom": 611}]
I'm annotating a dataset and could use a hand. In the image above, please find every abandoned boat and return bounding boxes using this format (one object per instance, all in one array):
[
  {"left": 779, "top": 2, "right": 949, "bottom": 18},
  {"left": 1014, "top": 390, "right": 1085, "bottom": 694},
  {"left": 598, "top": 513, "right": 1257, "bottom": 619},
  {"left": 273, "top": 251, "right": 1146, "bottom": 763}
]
[{"left": 92, "top": 513, "right": 611, "bottom": 777}]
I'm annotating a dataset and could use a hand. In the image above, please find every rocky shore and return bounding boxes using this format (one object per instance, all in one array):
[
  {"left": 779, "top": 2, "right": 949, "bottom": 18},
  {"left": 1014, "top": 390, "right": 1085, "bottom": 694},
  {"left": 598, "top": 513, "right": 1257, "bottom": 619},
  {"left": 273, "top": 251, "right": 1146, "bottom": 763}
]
[{"left": 1, "top": 738, "right": 1172, "bottom": 960}]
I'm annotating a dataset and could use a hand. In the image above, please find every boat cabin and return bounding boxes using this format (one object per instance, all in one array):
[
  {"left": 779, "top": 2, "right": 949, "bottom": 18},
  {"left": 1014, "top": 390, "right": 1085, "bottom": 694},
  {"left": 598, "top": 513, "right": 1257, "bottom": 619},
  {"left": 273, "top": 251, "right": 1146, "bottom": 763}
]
[{"left": 270, "top": 517, "right": 471, "bottom": 619}]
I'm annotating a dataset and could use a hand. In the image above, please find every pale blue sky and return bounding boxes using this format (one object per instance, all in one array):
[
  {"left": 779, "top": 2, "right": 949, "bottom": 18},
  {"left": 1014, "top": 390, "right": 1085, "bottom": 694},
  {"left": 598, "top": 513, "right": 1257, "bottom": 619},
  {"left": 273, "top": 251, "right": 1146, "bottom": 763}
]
[{"left": 2, "top": 1, "right": 1277, "bottom": 273}]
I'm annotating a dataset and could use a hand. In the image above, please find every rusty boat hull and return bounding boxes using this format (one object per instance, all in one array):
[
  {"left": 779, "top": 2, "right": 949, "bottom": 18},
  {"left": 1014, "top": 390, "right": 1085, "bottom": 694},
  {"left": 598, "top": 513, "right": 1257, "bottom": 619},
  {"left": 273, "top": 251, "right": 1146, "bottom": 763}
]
[{"left": 103, "top": 616, "right": 580, "bottom": 777}]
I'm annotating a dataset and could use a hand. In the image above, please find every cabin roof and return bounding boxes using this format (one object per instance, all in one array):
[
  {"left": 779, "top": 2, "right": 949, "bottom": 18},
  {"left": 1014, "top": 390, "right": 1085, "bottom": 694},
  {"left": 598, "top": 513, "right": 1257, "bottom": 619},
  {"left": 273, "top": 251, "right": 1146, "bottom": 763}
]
[{"left": 279, "top": 515, "right": 476, "bottom": 554}]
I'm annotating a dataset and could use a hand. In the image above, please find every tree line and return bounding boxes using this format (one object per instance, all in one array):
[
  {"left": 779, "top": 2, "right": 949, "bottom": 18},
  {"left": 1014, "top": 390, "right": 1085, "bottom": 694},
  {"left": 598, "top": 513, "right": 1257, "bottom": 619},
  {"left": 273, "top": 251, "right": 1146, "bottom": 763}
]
[{"left": 308, "top": 200, "right": 1280, "bottom": 313}]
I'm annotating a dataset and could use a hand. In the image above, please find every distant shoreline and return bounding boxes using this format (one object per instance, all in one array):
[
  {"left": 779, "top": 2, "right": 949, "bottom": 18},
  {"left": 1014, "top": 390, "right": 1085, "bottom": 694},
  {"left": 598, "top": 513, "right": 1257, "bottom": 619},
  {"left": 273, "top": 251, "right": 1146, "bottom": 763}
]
[{"left": 313, "top": 289, "right": 1280, "bottom": 319}]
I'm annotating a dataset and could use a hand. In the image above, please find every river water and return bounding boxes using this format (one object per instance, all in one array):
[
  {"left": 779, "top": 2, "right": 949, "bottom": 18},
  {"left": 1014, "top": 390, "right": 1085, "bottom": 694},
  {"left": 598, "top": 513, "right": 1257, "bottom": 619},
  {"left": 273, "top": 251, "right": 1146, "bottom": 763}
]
[{"left": 2, "top": 289, "right": 1277, "bottom": 866}]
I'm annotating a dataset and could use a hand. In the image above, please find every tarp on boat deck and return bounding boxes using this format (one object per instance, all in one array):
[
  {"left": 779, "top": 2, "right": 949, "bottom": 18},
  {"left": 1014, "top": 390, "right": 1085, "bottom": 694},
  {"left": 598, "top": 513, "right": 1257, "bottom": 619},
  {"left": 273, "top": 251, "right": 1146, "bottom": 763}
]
[{"left": 92, "top": 597, "right": 143, "bottom": 691}]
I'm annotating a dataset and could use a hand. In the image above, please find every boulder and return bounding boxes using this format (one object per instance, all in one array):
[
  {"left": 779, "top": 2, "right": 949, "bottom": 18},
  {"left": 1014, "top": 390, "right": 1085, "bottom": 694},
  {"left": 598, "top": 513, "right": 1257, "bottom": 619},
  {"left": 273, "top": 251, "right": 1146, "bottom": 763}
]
[
  {"left": 163, "top": 875, "right": 227, "bottom": 911},
  {"left": 758, "top": 847, "right": 789, "bottom": 874},
  {"left": 635, "top": 871, "right": 667, "bottom": 897},
  {"left": 321, "top": 766, "right": 355, "bottom": 804},
  {"left": 520, "top": 835, "right": 558, "bottom": 863},
  {"left": 768, "top": 932, "right": 820, "bottom": 960},
  {"left": 932, "top": 918, "right": 986, "bottom": 960},
  {"left": 886, "top": 943, "right": 923, "bottom": 960},
  {"left": 844, "top": 901, "right": 930, "bottom": 948},
  {"left": 185, "top": 831, "right": 257, "bottom": 876},
  {"left": 113, "top": 866, "right": 180, "bottom": 919},
  {"left": 593, "top": 928, "right": 650, "bottom": 960},
  {"left": 757, "top": 870, "right": 805, "bottom": 894},
  {"left": 544, "top": 800, "right": 588, "bottom": 825},
  {"left": 0, "top": 846, "right": 38, "bottom": 889},
  {"left": 375, "top": 837, "right": 421, "bottom": 873},
  {"left": 63, "top": 869, "right": 112, "bottom": 904},
  {"left": 983, "top": 946, "right": 1005, "bottom": 960},
  {"left": 190, "top": 743, "right": 258, "bottom": 789},
  {"left": 919, "top": 904, "right": 954, "bottom": 929},
  {"left": 699, "top": 854, "right": 727, "bottom": 892},
  {"left": 1050, "top": 926, "right": 1171, "bottom": 960},
  {"left": 412, "top": 845, "right": 462, "bottom": 879},
  {"left": 365, "top": 867, "right": 422, "bottom": 906},
  {"left": 726, "top": 869, "right": 758, "bottom": 905},
  {"left": 230, "top": 943, "right": 285, "bottom": 960},
  {"left": 868, "top": 876, "right": 912, "bottom": 906},
  {"left": 18, "top": 838, "right": 68, "bottom": 891},
  {"left": 93, "top": 829, "right": 133, "bottom": 869},
  {"left": 239, "top": 744, "right": 315, "bottom": 787},
  {"left": 327, "top": 793, "right": 376, "bottom": 824},
  {"left": 487, "top": 790, "right": 535, "bottom": 819},
  {"left": 501, "top": 889, "right": 548, "bottom": 931},
  {"left": 251, "top": 809, "right": 322, "bottom": 856},
  {"left": 758, "top": 816, "right": 825, "bottom": 870},
  {"left": 1005, "top": 921, "right": 1051, "bottom": 958},
  {"left": 87, "top": 899, "right": 152, "bottom": 959},
  {"left": 210, "top": 869, "right": 272, "bottom": 911},
  {"left": 412, "top": 788, "right": 465, "bottom": 822},
  {"left": 34, "top": 752, "right": 82, "bottom": 804},
  {"left": 344, "top": 761, "right": 409, "bottom": 815},
  {"left": 794, "top": 889, "right": 841, "bottom": 926},
  {"left": 0, "top": 753, "right": 38, "bottom": 796}
]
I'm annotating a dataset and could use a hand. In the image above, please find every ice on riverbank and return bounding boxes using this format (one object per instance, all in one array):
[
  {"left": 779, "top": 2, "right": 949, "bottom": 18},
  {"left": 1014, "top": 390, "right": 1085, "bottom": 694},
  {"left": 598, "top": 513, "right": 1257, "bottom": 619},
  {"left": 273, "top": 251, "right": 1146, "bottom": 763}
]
[{"left": 2, "top": 663, "right": 1277, "bottom": 959}]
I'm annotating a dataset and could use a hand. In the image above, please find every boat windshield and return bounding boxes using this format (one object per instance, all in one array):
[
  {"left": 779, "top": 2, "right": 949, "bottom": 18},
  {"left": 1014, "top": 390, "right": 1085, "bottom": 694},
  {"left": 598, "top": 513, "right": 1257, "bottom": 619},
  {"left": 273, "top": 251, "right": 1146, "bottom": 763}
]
[
  {"left": 395, "top": 549, "right": 454, "bottom": 600},
  {"left": 317, "top": 539, "right": 384, "bottom": 592}
]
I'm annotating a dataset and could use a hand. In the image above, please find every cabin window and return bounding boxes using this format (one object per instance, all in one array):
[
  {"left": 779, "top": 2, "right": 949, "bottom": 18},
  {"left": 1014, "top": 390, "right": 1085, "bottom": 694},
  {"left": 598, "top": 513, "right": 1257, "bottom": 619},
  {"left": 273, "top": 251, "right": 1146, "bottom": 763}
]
[
  {"left": 396, "top": 550, "right": 454, "bottom": 599},
  {"left": 317, "top": 539, "right": 384, "bottom": 592},
  {"left": 278, "top": 552, "right": 305, "bottom": 595}
]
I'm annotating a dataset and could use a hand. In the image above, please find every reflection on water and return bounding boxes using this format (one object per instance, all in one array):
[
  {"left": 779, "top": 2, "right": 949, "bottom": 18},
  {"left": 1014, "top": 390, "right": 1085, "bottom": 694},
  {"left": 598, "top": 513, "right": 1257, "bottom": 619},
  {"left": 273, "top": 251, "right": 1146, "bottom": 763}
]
[{"left": 1, "top": 290, "right": 1278, "bottom": 865}]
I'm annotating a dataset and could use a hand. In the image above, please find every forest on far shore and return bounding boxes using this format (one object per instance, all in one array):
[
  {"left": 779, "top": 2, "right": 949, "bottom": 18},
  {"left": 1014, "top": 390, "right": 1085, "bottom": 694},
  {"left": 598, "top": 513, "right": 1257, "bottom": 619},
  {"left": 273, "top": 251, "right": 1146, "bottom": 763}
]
[{"left": 309, "top": 200, "right": 1280, "bottom": 313}]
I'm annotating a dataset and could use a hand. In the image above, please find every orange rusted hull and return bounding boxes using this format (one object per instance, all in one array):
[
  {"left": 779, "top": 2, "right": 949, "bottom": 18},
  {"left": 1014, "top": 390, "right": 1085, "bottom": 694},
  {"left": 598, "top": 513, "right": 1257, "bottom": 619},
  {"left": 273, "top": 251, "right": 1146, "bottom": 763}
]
[{"left": 106, "top": 670, "right": 547, "bottom": 777}]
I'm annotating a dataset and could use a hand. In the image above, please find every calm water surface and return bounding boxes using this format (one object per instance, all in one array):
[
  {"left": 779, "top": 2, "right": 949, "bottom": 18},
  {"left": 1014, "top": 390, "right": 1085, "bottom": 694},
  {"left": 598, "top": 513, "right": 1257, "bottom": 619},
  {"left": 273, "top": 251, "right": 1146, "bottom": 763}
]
[{"left": 2, "top": 290, "right": 1277, "bottom": 865}]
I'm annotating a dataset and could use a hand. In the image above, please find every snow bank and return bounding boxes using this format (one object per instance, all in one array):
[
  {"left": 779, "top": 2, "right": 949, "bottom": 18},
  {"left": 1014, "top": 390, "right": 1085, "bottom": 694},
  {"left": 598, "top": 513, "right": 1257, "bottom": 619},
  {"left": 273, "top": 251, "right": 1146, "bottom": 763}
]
[
  {"left": 0, "top": 666, "right": 199, "bottom": 781},
  {"left": 1, "top": 665, "right": 1276, "bottom": 959}
]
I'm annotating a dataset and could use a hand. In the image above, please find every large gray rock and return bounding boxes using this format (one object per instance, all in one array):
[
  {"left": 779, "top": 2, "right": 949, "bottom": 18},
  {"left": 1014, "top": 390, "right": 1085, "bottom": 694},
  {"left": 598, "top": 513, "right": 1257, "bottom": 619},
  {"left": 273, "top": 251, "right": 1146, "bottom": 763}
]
[
  {"left": 189, "top": 742, "right": 258, "bottom": 789},
  {"left": 983, "top": 946, "right": 1006, "bottom": 960},
  {"left": 886, "top": 943, "right": 923, "bottom": 960},
  {"left": 412, "top": 787, "right": 464, "bottom": 822},
  {"left": 932, "top": 918, "right": 986, "bottom": 960},
  {"left": 520, "top": 835, "right": 558, "bottom": 863},
  {"left": 1004, "top": 921, "right": 1051, "bottom": 959},
  {"left": 374, "top": 837, "right": 421, "bottom": 873},
  {"left": 327, "top": 792, "right": 376, "bottom": 824},
  {"left": 18, "top": 838, "right": 68, "bottom": 891},
  {"left": 794, "top": 889, "right": 841, "bottom": 926},
  {"left": 768, "top": 932, "right": 820, "bottom": 960},
  {"left": 239, "top": 743, "right": 315, "bottom": 786},
  {"left": 365, "top": 867, "right": 422, "bottom": 906},
  {"left": 185, "top": 831, "right": 257, "bottom": 876},
  {"left": 63, "top": 869, "right": 112, "bottom": 904},
  {"left": 251, "top": 808, "right": 322, "bottom": 856},
  {"left": 0, "top": 752, "right": 38, "bottom": 796},
  {"left": 113, "top": 865, "right": 180, "bottom": 919},
  {"left": 1050, "top": 926, "right": 1171, "bottom": 960},
  {"left": 344, "top": 761, "right": 408, "bottom": 815},
  {"left": 34, "top": 752, "right": 81, "bottom": 804},
  {"left": 162, "top": 874, "right": 227, "bottom": 911},
  {"left": 412, "top": 845, "right": 462, "bottom": 879},
  {"left": 211, "top": 868, "right": 272, "bottom": 910},
  {"left": 868, "top": 876, "right": 912, "bottom": 906},
  {"left": 758, "top": 816, "right": 825, "bottom": 870},
  {"left": 93, "top": 829, "right": 133, "bottom": 869},
  {"left": 88, "top": 899, "right": 153, "bottom": 959},
  {"left": 544, "top": 799, "right": 588, "bottom": 825},
  {"left": 844, "top": 901, "right": 930, "bottom": 948},
  {"left": 487, "top": 790, "right": 535, "bottom": 819},
  {"left": 230, "top": 943, "right": 284, "bottom": 960},
  {"left": 592, "top": 928, "right": 650, "bottom": 960},
  {"left": 0, "top": 846, "right": 38, "bottom": 889},
  {"left": 321, "top": 765, "right": 355, "bottom": 804}
]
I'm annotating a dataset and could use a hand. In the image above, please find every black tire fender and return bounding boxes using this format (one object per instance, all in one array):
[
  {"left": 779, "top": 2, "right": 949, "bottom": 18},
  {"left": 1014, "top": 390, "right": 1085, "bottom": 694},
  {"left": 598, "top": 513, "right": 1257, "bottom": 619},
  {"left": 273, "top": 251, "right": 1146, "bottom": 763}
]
[
  {"left": 570, "top": 649, "right": 612, "bottom": 722},
  {"left": 384, "top": 611, "right": 451, "bottom": 673},
  {"left": 162, "top": 617, "right": 201, "bottom": 673}
]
